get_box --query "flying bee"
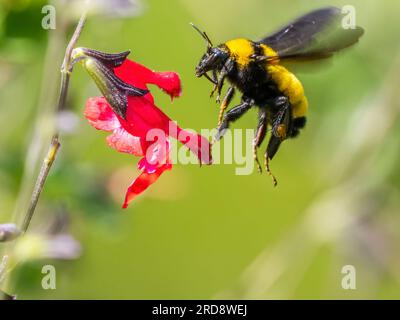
[192,7,364,185]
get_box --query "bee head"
[195,47,228,77]
[190,23,228,77]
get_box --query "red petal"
[178,129,213,165]
[84,97,147,156]
[139,138,171,173]
[114,59,155,87]
[169,122,213,165]
[84,97,120,132]
[137,157,158,174]
[122,163,172,208]
[153,72,182,100]
[125,97,212,165]
[114,60,181,100]
[126,96,172,133]
[106,127,143,156]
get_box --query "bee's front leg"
[210,70,226,102]
[216,71,228,103]
[209,70,218,97]
[214,58,235,103]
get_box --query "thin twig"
[21,135,60,233]
[20,5,89,233]
[0,1,90,297]
[62,9,88,71]
[0,5,90,298]
[59,9,88,110]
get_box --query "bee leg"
[211,68,227,102]
[266,135,282,161]
[264,98,292,163]
[215,76,225,103]
[215,58,235,103]
[264,147,278,187]
[270,96,292,140]
[253,109,267,174]
[204,72,217,85]
[218,86,235,126]
[215,98,254,141]
[209,70,218,97]
[262,96,292,186]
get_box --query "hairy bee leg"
[215,98,254,141]
[218,86,235,126]
[204,72,217,85]
[253,109,267,174]
[212,68,227,102]
[215,58,235,103]
[209,70,218,97]
[266,97,287,184]
[270,96,291,139]
[264,150,278,187]
[263,97,292,162]
[266,135,282,160]
[215,73,226,103]
[254,148,262,174]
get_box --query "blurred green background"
[1,0,400,299]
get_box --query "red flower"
[83,57,212,208]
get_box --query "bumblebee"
[192,7,364,184]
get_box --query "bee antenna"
[190,23,213,49]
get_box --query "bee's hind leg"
[265,129,280,186]
[263,96,293,186]
[253,108,267,174]
[270,96,292,140]
[264,147,278,187]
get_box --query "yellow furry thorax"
[224,38,255,67]
[224,39,280,67]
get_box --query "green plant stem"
[0,1,90,296]
[21,135,60,233]
[20,6,88,233]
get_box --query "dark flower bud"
[72,47,131,68]
[71,48,148,119]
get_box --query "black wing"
[259,7,364,61]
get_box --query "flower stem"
[0,2,90,296]
[20,4,88,233]
[21,135,60,233]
